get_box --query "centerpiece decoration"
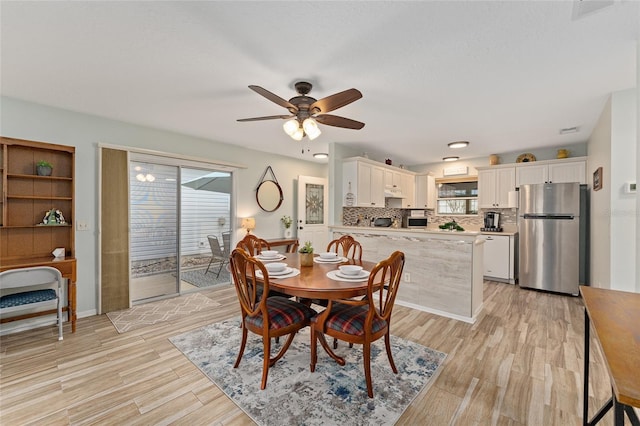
[281,215,293,238]
[299,240,314,267]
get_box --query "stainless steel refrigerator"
[518,183,588,296]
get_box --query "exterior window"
[436,178,478,215]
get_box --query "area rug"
[107,293,220,333]
[169,318,447,425]
[180,268,231,288]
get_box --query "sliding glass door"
[128,155,234,304]
[129,160,180,302]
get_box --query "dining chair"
[205,235,228,277]
[236,234,271,256]
[326,235,362,261]
[229,248,317,390]
[310,250,405,398]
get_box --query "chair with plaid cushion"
[229,248,317,390]
[310,250,405,398]
[236,234,271,256]
[326,235,362,261]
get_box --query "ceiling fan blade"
[237,115,294,122]
[309,88,362,114]
[315,114,365,130]
[248,85,297,111]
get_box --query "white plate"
[313,256,347,264]
[327,270,370,282]
[256,268,300,279]
[335,269,370,279]
[255,254,286,261]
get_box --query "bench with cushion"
[0,266,64,340]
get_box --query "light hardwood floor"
[0,281,624,425]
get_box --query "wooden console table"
[580,286,640,425]
[266,237,299,253]
[1,257,77,333]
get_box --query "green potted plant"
[299,240,314,267]
[36,160,53,176]
[280,215,293,238]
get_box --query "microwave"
[403,216,428,228]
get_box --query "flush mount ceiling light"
[448,141,469,149]
[313,153,329,159]
[443,156,459,162]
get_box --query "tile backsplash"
[342,206,517,229]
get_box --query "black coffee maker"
[482,211,502,232]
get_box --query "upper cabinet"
[400,172,416,208]
[343,159,385,207]
[1,137,75,260]
[515,157,586,187]
[415,173,436,209]
[477,167,516,208]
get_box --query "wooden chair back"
[327,235,363,260]
[236,234,271,256]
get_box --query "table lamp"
[241,217,255,234]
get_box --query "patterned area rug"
[180,268,231,288]
[107,293,220,333]
[169,318,447,425]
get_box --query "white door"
[297,175,329,253]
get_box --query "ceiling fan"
[237,81,364,141]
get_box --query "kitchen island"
[329,226,484,323]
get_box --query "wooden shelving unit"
[1,137,75,260]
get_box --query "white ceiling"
[1,1,638,166]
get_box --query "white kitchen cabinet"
[384,169,403,191]
[548,161,586,184]
[477,167,516,208]
[400,172,416,208]
[516,158,586,187]
[415,174,436,209]
[480,234,517,284]
[343,160,385,207]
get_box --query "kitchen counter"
[330,226,484,323]
[332,225,518,236]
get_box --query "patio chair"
[205,235,228,277]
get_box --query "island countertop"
[330,225,517,237]
[330,227,485,323]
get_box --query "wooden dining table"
[259,252,378,300]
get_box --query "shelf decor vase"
[300,253,314,267]
[284,228,292,238]
[37,165,52,176]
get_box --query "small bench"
[0,266,64,340]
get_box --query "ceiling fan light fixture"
[283,119,299,136]
[443,156,459,162]
[291,127,304,141]
[303,118,321,140]
[448,141,469,149]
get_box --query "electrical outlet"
[199,240,206,248]
[76,221,89,231]
[404,273,410,282]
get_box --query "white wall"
[609,90,637,292]
[588,89,638,292]
[588,99,613,289]
[1,96,326,317]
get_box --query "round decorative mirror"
[256,180,283,212]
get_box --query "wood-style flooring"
[0,281,628,425]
